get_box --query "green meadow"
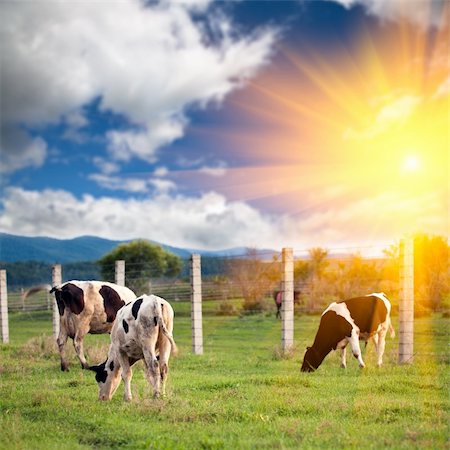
[0,304,448,449]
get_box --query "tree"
[383,234,450,312]
[227,249,281,314]
[98,240,182,295]
[308,247,329,281]
[306,247,330,311]
[413,234,449,311]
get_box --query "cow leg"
[57,326,69,372]
[158,336,173,397]
[117,351,133,401]
[143,345,160,398]
[73,333,89,369]
[375,330,388,367]
[340,346,347,369]
[348,330,365,368]
[371,333,379,358]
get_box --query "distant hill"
[0,233,277,263]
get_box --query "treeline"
[0,258,229,291]
[1,261,101,291]
[220,236,450,315]
[2,234,448,315]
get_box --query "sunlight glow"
[218,0,449,239]
[402,155,421,173]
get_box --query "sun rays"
[212,2,449,228]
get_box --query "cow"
[89,294,177,401]
[24,280,136,371]
[273,290,300,319]
[301,293,395,372]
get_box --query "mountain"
[0,233,277,263]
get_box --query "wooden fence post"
[0,270,9,343]
[115,260,125,286]
[398,237,414,364]
[281,248,294,352]
[190,254,203,355]
[52,264,62,339]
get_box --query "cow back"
[339,295,388,334]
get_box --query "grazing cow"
[25,280,136,371]
[273,290,300,319]
[89,294,177,401]
[301,293,395,372]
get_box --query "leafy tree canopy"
[98,240,182,287]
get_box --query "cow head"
[89,359,121,401]
[301,346,322,372]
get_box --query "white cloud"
[93,157,121,176]
[0,125,48,173]
[327,0,448,28]
[64,110,88,129]
[88,174,150,193]
[0,187,446,252]
[88,173,177,194]
[106,117,185,163]
[0,187,276,249]
[198,161,228,177]
[344,94,421,140]
[0,0,277,172]
[154,166,169,177]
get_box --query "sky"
[0,0,448,254]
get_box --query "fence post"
[281,247,294,352]
[398,237,414,364]
[115,260,125,286]
[52,264,62,339]
[0,270,9,343]
[190,254,203,355]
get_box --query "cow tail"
[155,302,178,356]
[22,284,53,300]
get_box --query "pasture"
[0,304,448,449]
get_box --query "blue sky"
[1,0,448,253]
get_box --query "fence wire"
[2,244,448,362]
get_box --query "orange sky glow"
[214,5,449,249]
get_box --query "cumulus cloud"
[0,125,47,173]
[0,187,276,249]
[106,117,185,164]
[0,187,446,252]
[0,0,277,173]
[88,173,177,194]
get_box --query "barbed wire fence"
[1,238,448,364]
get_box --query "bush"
[216,301,239,316]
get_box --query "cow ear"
[306,346,311,350]
[87,364,101,373]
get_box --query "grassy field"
[0,304,448,449]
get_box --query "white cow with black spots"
[24,280,136,371]
[89,294,177,401]
[301,293,395,372]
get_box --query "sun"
[402,155,421,173]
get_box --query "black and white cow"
[25,280,136,371]
[89,294,177,401]
[301,293,395,372]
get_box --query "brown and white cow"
[25,280,136,371]
[89,294,177,401]
[301,293,395,372]
[273,290,300,319]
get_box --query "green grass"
[0,306,448,449]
